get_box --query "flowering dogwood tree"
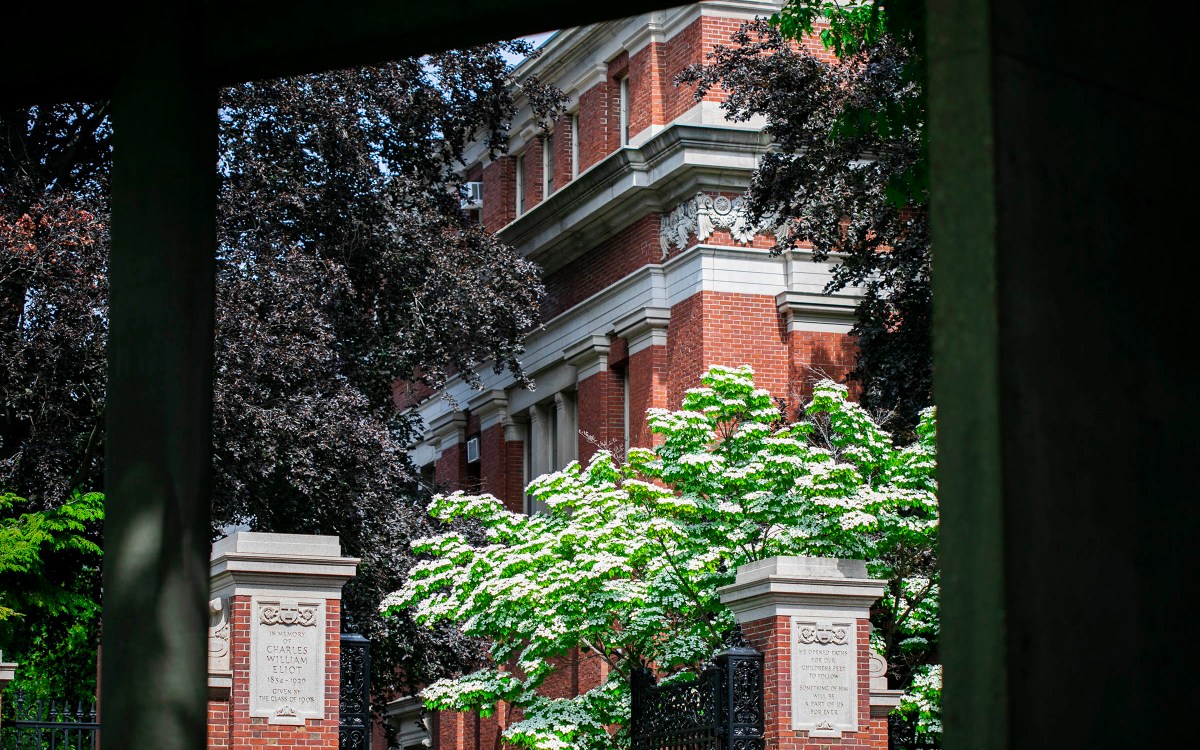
[384,365,939,749]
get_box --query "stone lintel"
[564,333,612,381]
[614,306,670,355]
[718,555,886,622]
[469,389,508,431]
[776,290,857,333]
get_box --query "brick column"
[776,288,859,408]
[566,334,623,465]
[718,557,901,750]
[430,412,468,490]
[470,390,526,513]
[614,307,669,450]
[206,532,358,750]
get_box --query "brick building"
[388,1,857,747]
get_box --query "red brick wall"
[741,615,888,750]
[542,215,661,319]
[627,42,664,142]
[481,157,516,233]
[576,364,625,465]
[524,135,546,210]
[435,443,467,491]
[664,291,790,409]
[626,344,668,449]
[787,330,858,412]
[208,596,341,749]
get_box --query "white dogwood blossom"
[384,365,939,750]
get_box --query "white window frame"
[619,76,630,146]
[515,153,526,215]
[571,113,580,179]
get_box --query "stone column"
[206,532,358,750]
[718,557,901,750]
[0,654,16,723]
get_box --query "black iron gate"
[631,632,764,750]
[339,633,371,750]
[0,691,99,750]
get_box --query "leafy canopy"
[0,491,103,701]
[386,365,939,750]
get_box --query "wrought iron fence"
[630,633,764,750]
[339,633,371,750]
[0,691,99,750]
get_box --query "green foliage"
[0,491,103,701]
[387,365,939,750]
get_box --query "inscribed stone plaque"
[249,598,326,725]
[790,618,857,736]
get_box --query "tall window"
[525,392,577,515]
[571,114,580,179]
[619,76,630,146]
[543,132,555,196]
[515,152,526,216]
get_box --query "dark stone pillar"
[104,12,216,749]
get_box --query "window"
[571,114,579,179]
[619,76,630,146]
[525,391,577,515]
[515,152,526,215]
[543,131,555,196]
[622,367,630,457]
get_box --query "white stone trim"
[428,412,467,451]
[614,306,670,354]
[564,333,612,381]
[718,556,886,623]
[208,532,359,603]
[407,241,853,453]
[468,390,508,431]
[776,290,858,333]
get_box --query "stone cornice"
[209,532,359,601]
[497,124,772,275]
[718,556,886,622]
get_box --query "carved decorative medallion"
[260,603,318,627]
[796,625,849,645]
[207,597,231,674]
[658,192,788,258]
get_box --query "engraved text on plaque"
[249,598,326,725]
[790,618,857,736]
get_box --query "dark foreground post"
[103,9,218,750]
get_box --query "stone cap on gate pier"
[209,531,359,600]
[718,555,887,623]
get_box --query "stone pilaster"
[718,556,899,750]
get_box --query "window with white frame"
[571,113,580,179]
[543,131,555,196]
[619,76,630,146]
[525,391,577,515]
[515,152,526,215]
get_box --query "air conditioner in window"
[466,435,480,464]
[461,181,483,210]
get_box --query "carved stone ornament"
[796,625,849,645]
[260,603,318,627]
[207,597,231,674]
[658,192,789,258]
